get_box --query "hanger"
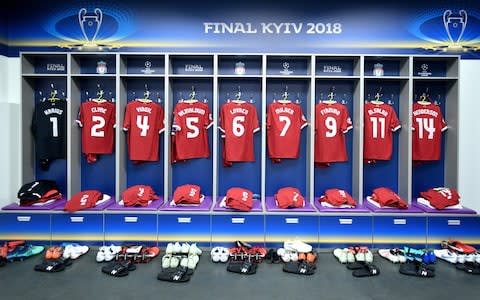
[322,87,337,105]
[417,88,431,105]
[232,86,246,104]
[183,86,199,104]
[370,87,384,105]
[137,84,153,103]
[92,84,107,103]
[277,86,291,104]
[47,83,60,102]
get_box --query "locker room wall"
[0,57,480,212]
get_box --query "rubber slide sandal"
[282,261,316,275]
[399,262,434,277]
[157,266,192,282]
[456,262,480,274]
[352,263,380,277]
[34,259,70,273]
[102,261,135,277]
[227,261,257,275]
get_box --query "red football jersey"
[77,101,116,154]
[267,102,307,159]
[172,101,213,160]
[363,102,401,160]
[123,100,165,161]
[219,102,260,163]
[412,102,447,161]
[314,102,353,163]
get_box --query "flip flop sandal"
[378,249,399,263]
[352,263,380,277]
[7,245,44,261]
[227,261,257,275]
[157,266,192,282]
[283,261,316,275]
[399,262,434,277]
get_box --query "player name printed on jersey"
[412,102,447,161]
[172,101,213,161]
[77,101,116,155]
[32,100,67,160]
[123,100,165,161]
[219,102,260,164]
[314,102,353,163]
[363,102,401,160]
[267,102,307,160]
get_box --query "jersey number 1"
[370,117,386,139]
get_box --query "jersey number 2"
[91,116,106,137]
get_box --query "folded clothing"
[417,197,463,210]
[17,180,62,206]
[320,189,356,208]
[371,187,407,209]
[172,184,203,206]
[221,187,253,211]
[320,201,355,209]
[419,188,460,209]
[275,187,304,209]
[122,185,159,207]
[64,190,107,212]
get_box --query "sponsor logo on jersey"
[367,107,388,117]
[43,108,64,115]
[185,64,204,72]
[275,107,294,115]
[320,107,340,116]
[413,108,438,117]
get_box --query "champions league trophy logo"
[443,10,467,49]
[79,8,103,47]
[280,62,293,75]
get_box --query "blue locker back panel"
[265,79,309,197]
[32,55,67,74]
[413,60,447,77]
[218,79,262,196]
[0,213,51,243]
[171,79,213,196]
[218,56,262,76]
[124,56,165,75]
[364,59,400,76]
[373,216,427,248]
[427,216,480,247]
[76,55,116,74]
[316,58,355,76]
[124,78,165,195]
[319,215,373,248]
[77,77,117,196]
[170,56,213,75]
[32,77,68,196]
[314,80,355,196]
[363,80,401,196]
[412,82,447,199]
[267,57,310,76]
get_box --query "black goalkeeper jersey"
[31,100,67,160]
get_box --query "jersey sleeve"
[299,107,308,130]
[204,104,213,129]
[123,102,131,131]
[76,103,84,127]
[390,107,401,132]
[157,106,165,134]
[172,104,181,132]
[251,106,260,133]
[266,104,273,130]
[439,108,448,131]
[218,105,226,135]
[109,103,116,129]
[341,106,353,133]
